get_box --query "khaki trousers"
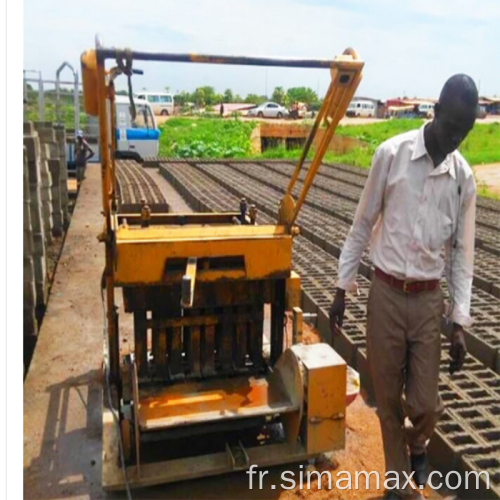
[366,274,444,497]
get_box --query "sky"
[23,0,500,100]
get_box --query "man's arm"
[445,170,476,373]
[336,145,391,291]
[329,145,391,336]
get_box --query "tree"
[165,86,171,93]
[286,87,318,106]
[174,91,191,106]
[193,88,205,107]
[271,86,286,105]
[223,88,233,103]
[199,86,216,105]
[233,94,243,103]
[244,94,267,105]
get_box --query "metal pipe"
[38,74,44,121]
[56,61,77,126]
[96,48,335,68]
[24,78,82,86]
[286,80,333,194]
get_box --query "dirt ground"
[23,165,456,500]
[473,163,500,195]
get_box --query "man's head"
[433,74,478,155]
[76,130,84,141]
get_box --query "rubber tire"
[257,111,264,118]
[277,112,283,118]
[160,109,169,116]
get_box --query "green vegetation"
[159,117,255,158]
[158,116,500,198]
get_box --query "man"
[329,75,478,499]
[74,130,94,183]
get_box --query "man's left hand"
[449,324,467,375]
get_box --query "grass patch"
[459,122,500,165]
[156,117,499,199]
[159,117,256,158]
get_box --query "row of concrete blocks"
[160,161,500,499]
[23,121,70,339]
[161,161,500,500]
[187,159,500,375]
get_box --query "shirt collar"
[411,123,456,179]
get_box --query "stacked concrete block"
[24,122,48,308]
[23,146,37,337]
[34,123,55,242]
[54,125,69,226]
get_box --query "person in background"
[74,129,94,183]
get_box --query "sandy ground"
[473,163,500,195]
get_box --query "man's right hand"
[329,288,346,339]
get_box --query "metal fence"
[23,65,100,163]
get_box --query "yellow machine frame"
[81,37,363,490]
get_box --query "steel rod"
[97,48,334,68]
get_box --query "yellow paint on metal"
[114,223,288,241]
[291,343,347,454]
[80,50,99,116]
[114,235,292,284]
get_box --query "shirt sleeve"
[444,171,476,327]
[336,145,391,291]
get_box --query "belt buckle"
[403,281,411,293]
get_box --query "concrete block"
[24,256,35,282]
[33,254,47,286]
[35,279,49,308]
[24,228,34,256]
[24,306,38,337]
[34,121,53,130]
[23,122,35,135]
[33,232,46,257]
[24,135,40,162]
[38,128,57,143]
[49,143,59,158]
[24,280,36,306]
[40,144,51,161]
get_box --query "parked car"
[134,92,175,116]
[346,100,376,118]
[247,102,288,118]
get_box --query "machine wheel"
[120,418,133,463]
[277,112,283,118]
[258,111,264,118]
[160,109,169,116]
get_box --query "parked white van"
[418,102,434,118]
[346,100,375,118]
[134,92,175,116]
